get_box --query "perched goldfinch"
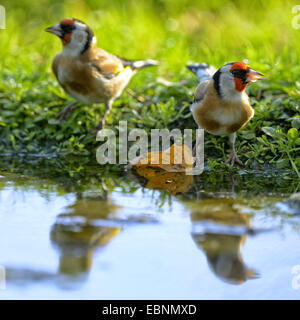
[45,18,158,130]
[187,62,263,166]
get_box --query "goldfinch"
[187,62,263,166]
[45,18,158,130]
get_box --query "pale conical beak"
[45,25,63,38]
[247,69,264,82]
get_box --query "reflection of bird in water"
[3,198,122,290]
[190,199,258,284]
[193,233,257,284]
[50,198,122,288]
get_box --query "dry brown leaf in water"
[129,167,193,195]
[128,143,194,173]
[128,144,194,195]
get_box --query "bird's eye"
[231,69,246,78]
[60,24,76,33]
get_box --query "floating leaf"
[129,167,193,195]
[128,143,194,173]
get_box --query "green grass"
[0,0,299,177]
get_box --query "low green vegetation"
[0,0,299,179]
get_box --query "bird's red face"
[230,62,264,92]
[45,18,76,45]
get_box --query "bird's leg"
[93,100,113,132]
[192,144,197,157]
[56,101,77,122]
[192,125,203,157]
[225,133,243,167]
[192,138,201,157]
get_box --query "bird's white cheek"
[73,32,84,43]
[218,74,237,100]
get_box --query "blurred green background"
[0,0,299,174]
[1,0,300,81]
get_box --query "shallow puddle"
[0,156,299,299]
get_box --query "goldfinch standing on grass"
[45,18,158,131]
[187,62,263,166]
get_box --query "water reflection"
[1,157,299,298]
[129,166,193,195]
[0,170,124,290]
[4,196,123,290]
[130,167,259,284]
[50,197,122,288]
[190,199,258,284]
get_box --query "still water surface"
[0,156,299,299]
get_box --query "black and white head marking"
[61,19,96,55]
[212,62,247,100]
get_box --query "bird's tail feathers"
[186,63,216,82]
[117,55,159,70]
[132,59,159,70]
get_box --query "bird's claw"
[225,151,243,167]
[92,122,103,132]
[90,121,104,139]
[56,110,67,120]
[56,104,76,123]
